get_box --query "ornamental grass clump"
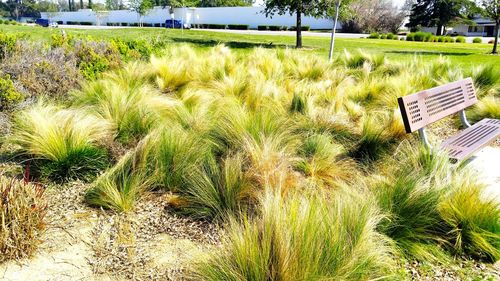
[0,175,46,262]
[10,103,112,182]
[194,191,394,280]
[439,172,500,262]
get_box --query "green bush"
[80,21,93,26]
[406,33,415,41]
[386,32,396,40]
[380,34,387,39]
[473,37,482,43]
[120,22,128,26]
[74,40,122,80]
[0,175,47,263]
[455,36,465,43]
[208,24,226,29]
[0,33,18,59]
[227,24,249,30]
[0,19,4,24]
[290,25,310,31]
[0,73,23,110]
[67,21,80,25]
[268,25,284,31]
[194,191,393,280]
[413,31,432,42]
[257,25,268,31]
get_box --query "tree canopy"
[407,0,477,35]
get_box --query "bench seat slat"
[441,119,500,160]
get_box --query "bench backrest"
[398,78,477,133]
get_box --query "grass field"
[2,24,499,71]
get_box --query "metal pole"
[328,0,341,61]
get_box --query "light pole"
[328,0,341,61]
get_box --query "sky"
[253,0,407,8]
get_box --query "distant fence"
[41,7,337,30]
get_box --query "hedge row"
[0,19,20,25]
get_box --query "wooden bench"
[398,77,500,161]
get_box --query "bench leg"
[418,128,432,149]
[459,110,471,128]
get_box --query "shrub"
[208,24,226,29]
[80,21,93,25]
[0,19,4,24]
[413,32,432,42]
[472,37,482,43]
[268,25,284,31]
[121,22,128,26]
[0,42,81,99]
[439,173,500,262]
[0,175,46,263]
[455,36,465,43]
[290,25,310,31]
[73,40,122,80]
[406,33,415,41]
[194,191,393,280]
[56,21,63,25]
[10,103,112,182]
[0,32,18,60]
[227,24,249,30]
[0,73,23,110]
[380,34,387,39]
[257,25,268,31]
[386,32,396,39]
[67,21,80,25]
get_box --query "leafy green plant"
[0,73,22,110]
[0,175,46,262]
[368,32,381,39]
[472,37,482,43]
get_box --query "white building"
[422,17,498,37]
[41,7,335,30]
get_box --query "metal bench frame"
[398,78,499,161]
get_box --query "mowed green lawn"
[2,24,499,71]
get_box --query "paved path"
[467,146,500,200]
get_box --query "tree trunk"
[80,0,83,9]
[296,2,302,48]
[88,0,92,9]
[68,0,72,11]
[436,23,442,36]
[492,20,499,54]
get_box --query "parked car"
[165,19,190,29]
[35,18,58,28]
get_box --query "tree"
[263,0,332,48]
[130,0,154,26]
[479,0,500,54]
[407,0,476,35]
[341,0,406,33]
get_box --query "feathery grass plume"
[10,103,111,181]
[350,78,389,106]
[467,95,500,123]
[151,55,193,93]
[374,144,453,262]
[350,113,392,162]
[439,171,500,262]
[289,92,308,114]
[246,47,284,81]
[179,153,255,219]
[283,49,330,81]
[85,136,155,212]
[72,78,161,144]
[152,126,211,192]
[373,173,450,262]
[193,190,394,280]
[338,50,387,70]
[0,175,46,262]
[471,64,500,97]
[426,57,463,85]
[295,134,356,188]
